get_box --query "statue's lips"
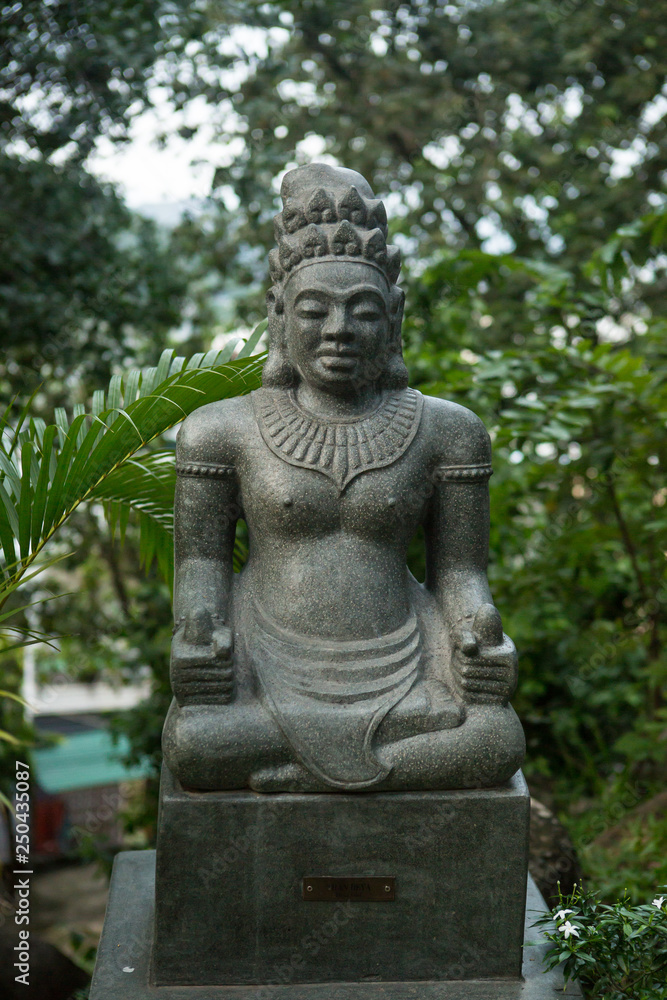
[317,351,360,372]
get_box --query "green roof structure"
[33,730,152,794]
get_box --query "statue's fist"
[171,609,234,706]
[451,604,518,706]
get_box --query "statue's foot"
[377,678,464,744]
[249,762,329,793]
[377,703,526,791]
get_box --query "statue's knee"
[163,699,291,790]
[162,702,211,786]
[465,704,526,786]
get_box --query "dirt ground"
[31,862,109,967]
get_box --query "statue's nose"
[321,305,353,342]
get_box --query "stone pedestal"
[152,767,530,986]
[88,765,581,997]
[89,851,581,998]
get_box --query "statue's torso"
[235,388,434,640]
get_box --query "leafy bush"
[536,885,667,999]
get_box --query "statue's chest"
[238,441,431,540]
[238,388,430,540]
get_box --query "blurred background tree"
[171,0,666,317]
[0,1,215,408]
[1,0,665,904]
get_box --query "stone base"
[152,768,530,985]
[89,851,581,998]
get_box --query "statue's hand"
[171,609,234,706]
[451,604,517,706]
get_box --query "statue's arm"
[424,402,493,623]
[170,406,240,707]
[424,400,517,705]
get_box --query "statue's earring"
[383,350,410,389]
[379,286,408,389]
[389,286,405,344]
[262,288,298,388]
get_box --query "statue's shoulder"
[420,393,491,467]
[176,395,255,466]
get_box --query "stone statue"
[89,162,572,1000]
[162,163,524,793]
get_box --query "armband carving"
[176,461,235,480]
[433,463,493,483]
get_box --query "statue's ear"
[263,286,297,388]
[389,286,405,344]
[267,287,285,337]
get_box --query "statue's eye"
[296,300,327,319]
[352,304,382,321]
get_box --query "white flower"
[653,896,665,909]
[554,909,574,922]
[558,921,580,940]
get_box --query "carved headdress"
[264,163,407,389]
[268,163,401,290]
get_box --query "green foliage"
[0,687,28,745]
[0,643,32,811]
[535,885,667,999]
[580,814,667,907]
[0,344,264,615]
[107,580,175,842]
[0,2,211,401]
[62,929,98,982]
[164,0,667,319]
[0,2,203,160]
[1,0,665,912]
[0,341,263,819]
[0,157,196,392]
[401,205,667,805]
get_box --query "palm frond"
[93,451,176,585]
[0,331,265,618]
[236,319,268,358]
[0,689,29,706]
[0,728,23,746]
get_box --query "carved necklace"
[253,387,424,492]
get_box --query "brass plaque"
[302,876,395,902]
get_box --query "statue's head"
[263,163,408,393]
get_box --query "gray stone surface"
[162,162,525,793]
[90,849,581,999]
[152,767,530,986]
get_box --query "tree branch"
[606,478,648,603]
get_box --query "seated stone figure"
[162,163,525,793]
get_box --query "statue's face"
[283,261,391,394]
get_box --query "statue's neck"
[294,383,384,421]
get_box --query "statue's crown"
[269,163,400,287]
